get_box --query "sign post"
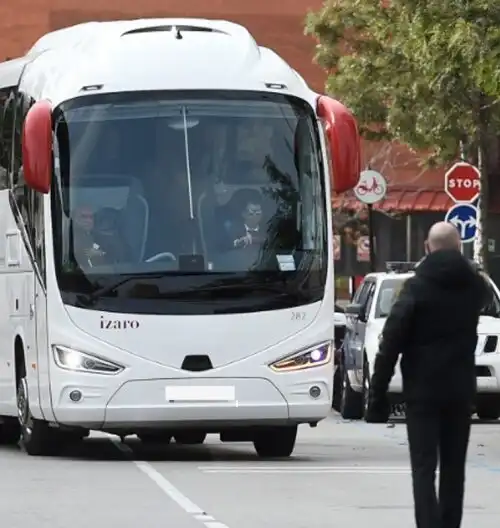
[354,169,387,272]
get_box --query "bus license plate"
[165,385,235,402]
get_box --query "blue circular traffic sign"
[444,203,478,243]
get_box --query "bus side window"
[12,91,28,218]
[0,87,14,190]
[11,91,44,280]
[12,92,36,219]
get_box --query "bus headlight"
[269,342,332,372]
[52,345,124,374]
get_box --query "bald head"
[426,221,461,253]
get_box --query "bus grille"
[181,355,213,372]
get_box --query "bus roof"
[0,23,101,89]
[13,18,315,108]
[0,56,31,89]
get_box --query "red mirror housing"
[22,100,52,194]
[316,96,361,193]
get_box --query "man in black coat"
[366,221,491,528]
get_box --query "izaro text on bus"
[0,19,361,456]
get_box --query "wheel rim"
[363,372,370,413]
[340,366,347,408]
[17,378,32,435]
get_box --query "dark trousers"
[406,401,471,528]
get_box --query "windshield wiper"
[77,271,231,306]
[78,272,171,306]
[174,280,312,302]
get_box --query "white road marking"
[111,439,230,528]
[197,465,414,474]
[194,514,216,522]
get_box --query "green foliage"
[305,0,500,162]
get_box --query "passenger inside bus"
[72,205,98,266]
[93,207,134,264]
[198,119,280,262]
[72,206,132,267]
[225,189,265,249]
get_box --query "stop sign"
[444,162,481,203]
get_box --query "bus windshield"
[51,90,328,315]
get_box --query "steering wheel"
[145,252,177,263]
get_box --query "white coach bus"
[0,19,360,456]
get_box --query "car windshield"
[375,274,500,319]
[375,277,409,318]
[51,90,328,315]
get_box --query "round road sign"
[444,203,478,243]
[444,162,480,203]
[354,170,387,205]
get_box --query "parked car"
[336,261,500,420]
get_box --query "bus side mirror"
[22,100,52,194]
[316,96,361,193]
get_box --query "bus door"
[32,197,52,421]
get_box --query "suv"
[336,262,500,421]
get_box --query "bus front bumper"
[51,376,331,430]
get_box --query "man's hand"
[365,394,391,424]
[85,243,105,259]
[233,233,252,248]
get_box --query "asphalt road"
[1,413,499,527]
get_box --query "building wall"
[0,0,326,90]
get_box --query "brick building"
[0,0,326,90]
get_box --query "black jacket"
[366,250,491,421]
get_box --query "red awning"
[332,189,454,212]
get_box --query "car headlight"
[52,345,125,375]
[269,342,332,372]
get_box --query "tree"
[305,0,500,269]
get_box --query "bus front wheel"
[17,376,57,456]
[253,425,297,458]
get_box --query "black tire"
[174,431,207,445]
[339,362,364,420]
[139,431,173,444]
[253,425,297,458]
[476,403,500,420]
[362,360,371,419]
[0,417,20,445]
[17,377,58,456]
[332,366,342,411]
